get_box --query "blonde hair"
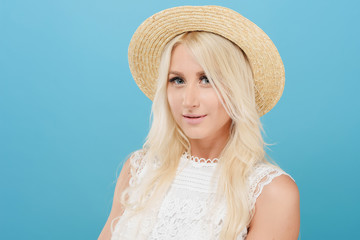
[118,31,271,239]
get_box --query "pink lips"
[183,114,207,125]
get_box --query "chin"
[183,130,207,140]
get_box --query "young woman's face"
[167,44,232,141]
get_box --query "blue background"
[1,0,359,239]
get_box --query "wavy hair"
[117,31,271,239]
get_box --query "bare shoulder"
[98,157,132,240]
[259,174,299,201]
[247,174,300,240]
[113,158,132,202]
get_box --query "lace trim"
[182,152,219,168]
[248,164,295,210]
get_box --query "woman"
[99,5,300,240]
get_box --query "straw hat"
[128,5,285,116]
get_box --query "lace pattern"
[128,149,146,187]
[183,152,219,164]
[248,164,294,210]
[111,150,294,240]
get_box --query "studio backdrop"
[1,0,359,239]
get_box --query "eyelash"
[169,77,185,85]
[169,76,210,85]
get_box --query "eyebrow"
[168,71,205,77]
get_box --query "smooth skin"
[98,159,131,240]
[167,44,232,160]
[246,175,300,239]
[99,44,300,239]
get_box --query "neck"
[189,127,230,159]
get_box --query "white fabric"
[111,150,293,240]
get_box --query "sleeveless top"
[111,150,293,240]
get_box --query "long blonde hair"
[120,31,269,239]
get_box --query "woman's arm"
[98,158,131,240]
[246,175,300,240]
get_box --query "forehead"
[169,44,203,73]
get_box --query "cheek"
[206,92,224,113]
[167,89,181,116]
[213,96,231,122]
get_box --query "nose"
[182,83,200,108]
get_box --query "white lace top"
[111,150,293,240]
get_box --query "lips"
[183,114,207,118]
[182,114,207,124]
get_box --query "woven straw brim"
[128,5,285,116]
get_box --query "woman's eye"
[169,77,185,85]
[200,76,210,84]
